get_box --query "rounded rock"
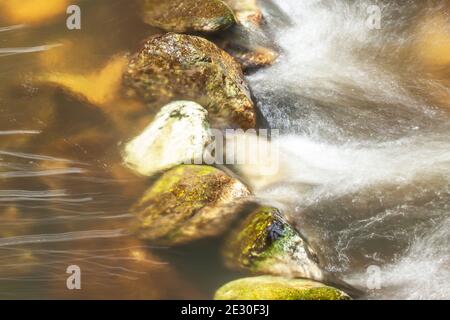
[131,165,251,246]
[123,101,212,177]
[214,276,352,300]
[124,33,257,129]
[223,206,326,281]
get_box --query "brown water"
[0,0,450,299]
[0,0,234,299]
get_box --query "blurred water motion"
[0,0,449,299]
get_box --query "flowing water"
[247,0,450,299]
[0,0,449,299]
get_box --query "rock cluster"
[33,0,356,300]
[130,165,251,246]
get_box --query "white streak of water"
[246,0,450,299]
[0,44,62,57]
[0,130,41,136]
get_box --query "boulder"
[123,101,212,177]
[124,33,257,129]
[214,276,351,300]
[139,0,236,33]
[131,165,251,246]
[216,0,278,71]
[223,206,326,281]
[226,45,278,71]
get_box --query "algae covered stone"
[131,165,251,246]
[223,206,326,281]
[214,276,351,300]
[139,0,236,33]
[124,33,257,129]
[123,101,211,177]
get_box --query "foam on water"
[246,0,450,299]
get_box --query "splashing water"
[0,2,205,298]
[244,0,450,299]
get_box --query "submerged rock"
[223,206,326,281]
[0,206,32,239]
[215,0,279,72]
[131,165,251,246]
[223,0,263,27]
[44,237,204,299]
[37,55,128,106]
[123,101,211,177]
[226,45,278,72]
[124,33,256,129]
[214,276,351,300]
[139,0,236,33]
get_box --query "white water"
[246,0,450,299]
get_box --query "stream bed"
[0,0,449,299]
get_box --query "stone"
[124,33,257,129]
[216,0,278,71]
[131,165,251,246]
[214,276,352,300]
[223,0,263,27]
[1,0,69,25]
[223,206,326,281]
[139,0,236,33]
[123,101,212,177]
[225,45,278,72]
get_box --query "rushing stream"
[247,0,450,299]
[0,0,449,299]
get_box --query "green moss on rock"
[124,33,256,129]
[123,101,211,177]
[214,276,352,300]
[223,206,326,281]
[131,165,251,246]
[139,0,236,33]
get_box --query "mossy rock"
[123,101,212,177]
[214,276,352,300]
[223,206,326,281]
[124,33,256,129]
[139,0,236,33]
[131,165,251,246]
